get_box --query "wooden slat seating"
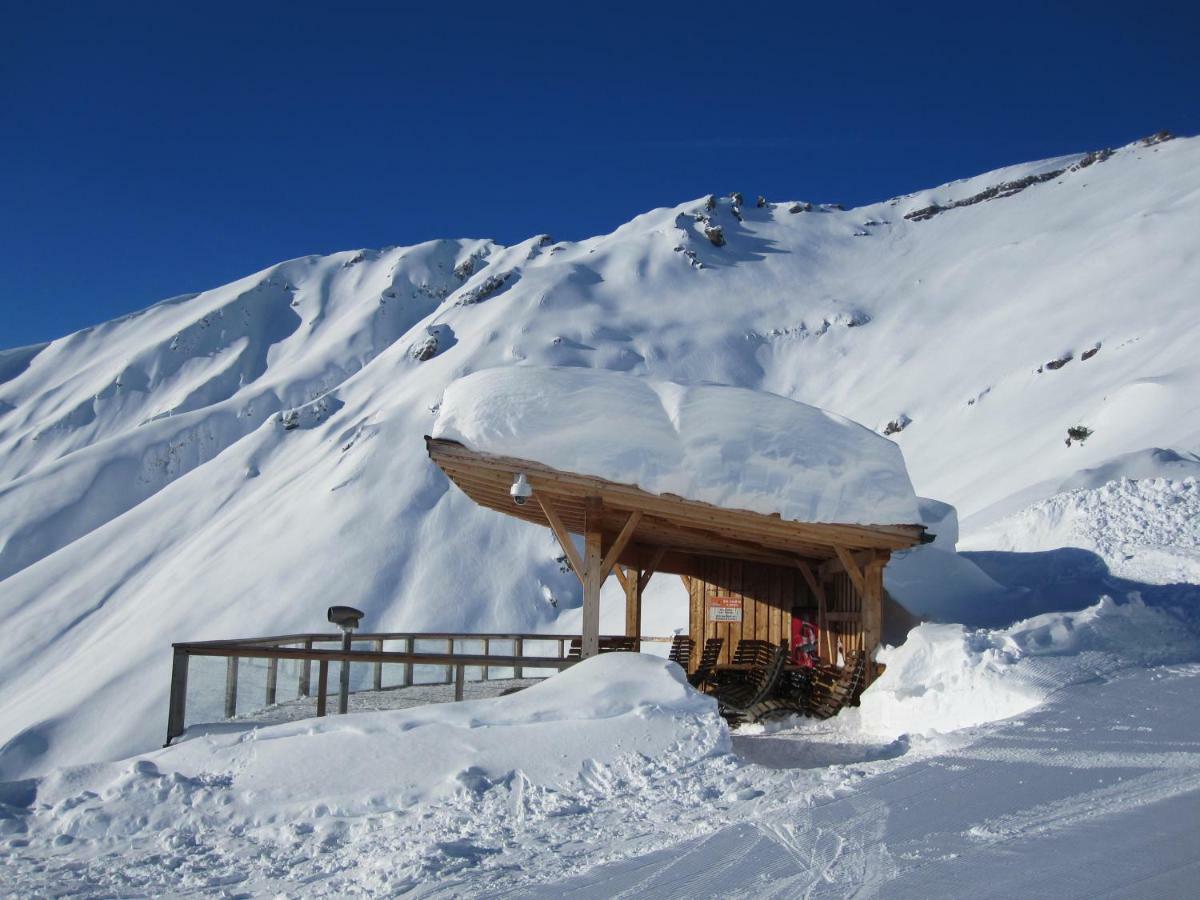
[668,635,695,670]
[805,651,867,720]
[712,641,788,724]
[747,664,812,722]
[567,636,638,659]
[687,637,724,689]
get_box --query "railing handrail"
[173,646,573,666]
[174,631,673,649]
[165,630,677,747]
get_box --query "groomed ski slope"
[1,133,1199,780]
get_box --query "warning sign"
[708,596,743,622]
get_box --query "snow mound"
[962,477,1200,584]
[433,366,921,525]
[843,595,1200,739]
[4,655,727,885]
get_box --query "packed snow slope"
[433,367,921,525]
[2,133,1200,776]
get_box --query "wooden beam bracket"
[537,493,586,579]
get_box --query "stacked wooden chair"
[712,640,788,725]
[805,651,867,719]
[667,635,695,670]
[686,637,724,689]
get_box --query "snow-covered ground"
[3,603,1198,898]
[2,131,1200,896]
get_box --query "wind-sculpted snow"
[434,367,920,525]
[962,477,1200,584]
[1,135,1200,776]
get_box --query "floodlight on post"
[327,605,364,714]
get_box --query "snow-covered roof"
[432,367,921,526]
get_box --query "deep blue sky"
[3,0,1197,349]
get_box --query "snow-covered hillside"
[2,132,1199,777]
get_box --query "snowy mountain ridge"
[2,131,1199,776]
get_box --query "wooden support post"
[372,639,384,691]
[623,567,640,651]
[265,657,278,706]
[454,663,465,701]
[338,631,352,714]
[164,649,189,746]
[514,637,524,679]
[582,497,604,658]
[403,637,414,686]
[224,657,239,718]
[482,637,490,681]
[316,660,329,717]
[445,638,454,684]
[299,639,312,697]
[862,554,887,680]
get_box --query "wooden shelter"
[426,437,927,689]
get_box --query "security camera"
[327,605,364,631]
[510,472,533,506]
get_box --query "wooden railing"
[166,631,670,746]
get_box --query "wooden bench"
[567,635,638,659]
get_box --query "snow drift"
[434,366,921,525]
[0,655,728,893]
[841,595,1200,738]
[961,477,1200,584]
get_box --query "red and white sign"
[708,595,742,622]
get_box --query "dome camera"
[510,472,533,506]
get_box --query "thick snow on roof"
[433,366,921,526]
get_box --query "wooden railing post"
[224,657,239,718]
[482,638,490,681]
[372,639,384,691]
[316,659,329,717]
[514,638,524,679]
[454,663,465,701]
[266,657,278,706]
[299,639,312,697]
[164,648,189,746]
[403,637,413,686]
[338,632,352,714]
[445,638,454,684]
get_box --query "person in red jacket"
[791,606,819,668]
